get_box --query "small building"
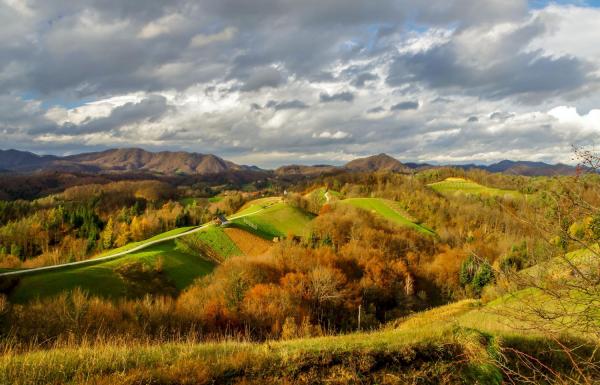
[214,214,230,226]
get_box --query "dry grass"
[224,228,273,256]
[0,298,595,384]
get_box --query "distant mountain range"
[0,148,580,177]
[0,148,258,175]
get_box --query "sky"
[1,0,600,168]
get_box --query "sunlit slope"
[428,177,521,198]
[230,202,315,239]
[7,225,270,303]
[8,240,215,303]
[340,197,435,235]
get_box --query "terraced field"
[340,197,435,235]
[428,177,521,198]
[224,228,272,256]
[181,225,243,260]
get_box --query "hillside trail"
[0,204,273,278]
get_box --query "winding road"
[0,206,270,278]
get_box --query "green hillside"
[179,225,243,260]
[428,177,521,198]
[233,196,281,216]
[340,197,435,235]
[8,240,215,303]
[304,187,341,205]
[230,202,315,239]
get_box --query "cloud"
[240,67,285,92]
[190,27,237,47]
[31,95,171,135]
[391,101,419,111]
[265,99,309,110]
[352,72,379,87]
[386,17,597,103]
[367,106,385,114]
[489,111,515,121]
[1,1,600,167]
[319,91,354,103]
[138,13,186,39]
[312,130,351,139]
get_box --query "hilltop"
[344,153,411,173]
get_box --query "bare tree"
[489,147,600,383]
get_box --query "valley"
[0,151,598,384]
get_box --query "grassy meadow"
[230,202,315,239]
[8,240,216,303]
[340,197,435,235]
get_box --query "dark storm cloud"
[391,101,419,111]
[467,116,479,122]
[319,91,355,103]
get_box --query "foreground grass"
[1,299,592,384]
[340,198,435,235]
[0,301,489,385]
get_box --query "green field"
[340,198,435,235]
[94,226,196,259]
[428,177,521,198]
[183,225,243,259]
[230,202,314,239]
[233,196,281,217]
[8,240,215,303]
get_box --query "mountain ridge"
[0,148,258,175]
[0,148,579,176]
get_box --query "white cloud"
[313,130,351,139]
[548,106,600,134]
[530,5,600,65]
[138,14,186,39]
[190,27,237,47]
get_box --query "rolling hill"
[428,177,522,198]
[344,153,411,173]
[8,239,216,303]
[340,197,435,235]
[230,201,315,239]
[3,197,310,303]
